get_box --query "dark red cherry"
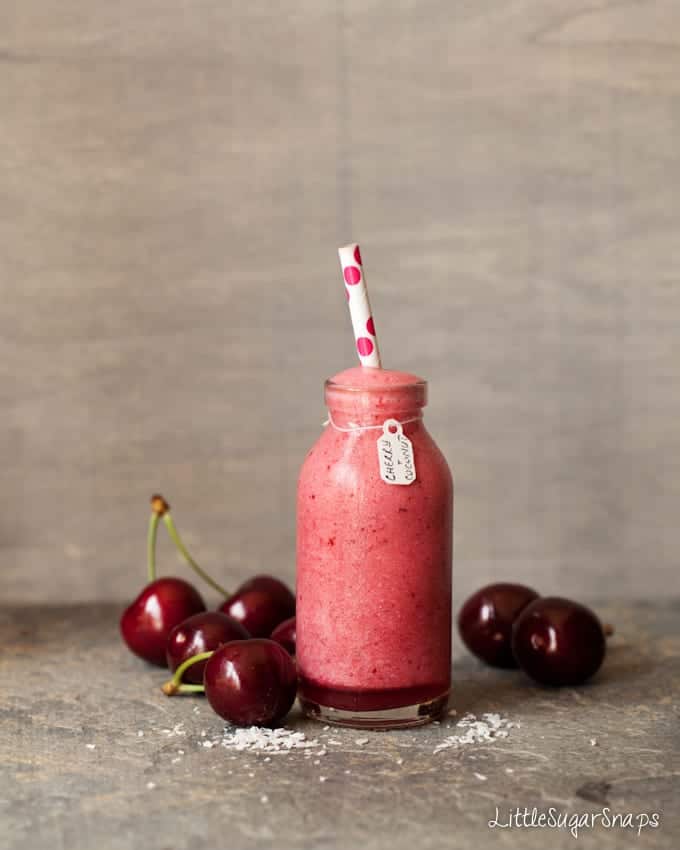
[270,616,296,656]
[458,583,539,668]
[219,575,295,638]
[203,639,297,726]
[166,611,250,683]
[512,597,606,686]
[120,577,206,666]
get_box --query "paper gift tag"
[376,419,417,486]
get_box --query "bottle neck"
[326,407,424,431]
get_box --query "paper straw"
[338,243,382,368]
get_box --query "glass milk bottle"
[296,366,453,729]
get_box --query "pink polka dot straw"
[337,243,382,368]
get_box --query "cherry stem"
[150,493,231,598]
[162,513,230,598]
[147,512,160,584]
[161,651,214,696]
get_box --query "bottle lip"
[325,378,427,393]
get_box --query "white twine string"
[323,412,422,433]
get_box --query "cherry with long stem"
[120,501,206,666]
[162,651,213,696]
[151,495,230,598]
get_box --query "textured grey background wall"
[1,0,678,606]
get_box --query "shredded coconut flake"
[220,726,320,753]
[433,712,515,755]
[161,723,186,738]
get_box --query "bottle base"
[299,690,450,730]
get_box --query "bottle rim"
[325,378,427,393]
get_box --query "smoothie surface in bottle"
[296,365,453,719]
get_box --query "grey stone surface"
[0,600,678,850]
[2,3,680,843]
[1,0,680,608]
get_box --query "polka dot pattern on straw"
[337,243,382,368]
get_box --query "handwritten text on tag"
[377,419,417,486]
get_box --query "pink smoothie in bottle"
[296,365,453,728]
